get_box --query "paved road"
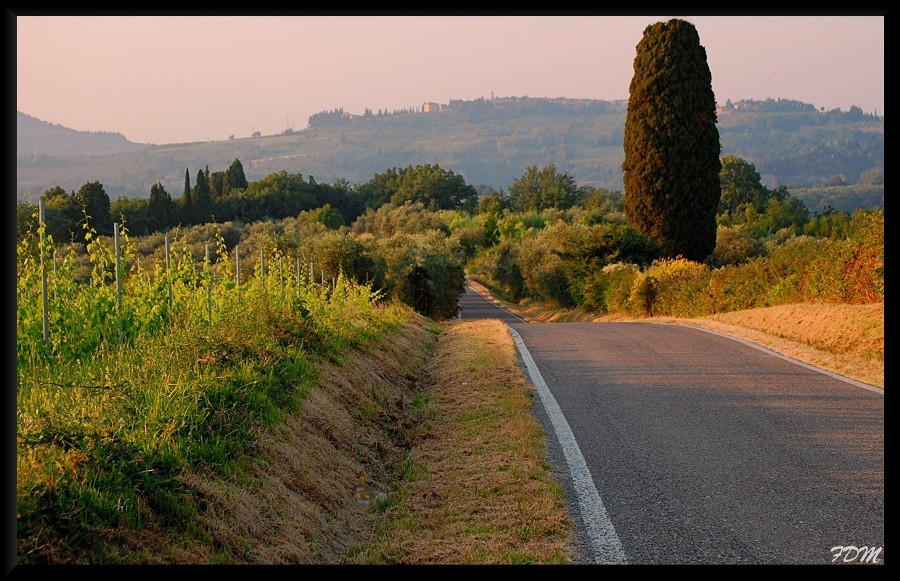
[458,284,527,324]
[458,286,884,565]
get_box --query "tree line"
[16,18,879,322]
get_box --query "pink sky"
[16,15,885,145]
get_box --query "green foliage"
[709,224,761,267]
[16,215,410,563]
[17,201,39,241]
[389,164,479,212]
[496,211,546,242]
[304,230,386,290]
[39,186,82,244]
[622,18,722,262]
[224,158,249,192]
[110,197,153,236]
[518,231,576,307]
[718,194,810,239]
[75,181,113,238]
[581,263,640,315]
[477,192,507,216]
[192,168,213,224]
[354,167,404,210]
[506,164,580,212]
[718,155,769,213]
[350,201,449,238]
[302,203,346,230]
[716,157,811,238]
[645,258,711,317]
[148,181,179,233]
[474,207,882,319]
[468,240,526,302]
[376,231,467,320]
[802,206,853,238]
[582,187,626,222]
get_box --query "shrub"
[648,257,711,317]
[710,224,760,267]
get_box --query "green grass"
[16,249,410,563]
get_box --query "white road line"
[507,326,628,565]
[669,323,884,395]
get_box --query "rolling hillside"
[16,96,884,213]
[16,111,149,158]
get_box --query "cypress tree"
[622,18,721,261]
[194,169,212,224]
[182,168,194,225]
[209,171,225,200]
[149,182,176,232]
[225,158,249,192]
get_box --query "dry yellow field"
[468,281,884,390]
[657,303,884,389]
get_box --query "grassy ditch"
[347,319,575,564]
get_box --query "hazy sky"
[17,15,884,145]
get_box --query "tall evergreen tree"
[182,168,194,225]
[225,158,249,192]
[194,168,212,224]
[148,181,177,232]
[622,18,721,261]
[209,171,226,200]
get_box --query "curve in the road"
[459,285,883,565]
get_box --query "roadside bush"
[843,209,884,303]
[626,274,658,318]
[706,258,772,312]
[648,258,711,317]
[489,241,526,302]
[710,224,760,267]
[305,230,386,290]
[581,262,639,315]
[517,230,578,307]
[377,231,466,320]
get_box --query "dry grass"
[468,280,884,390]
[657,303,884,389]
[347,319,576,564]
[95,282,882,564]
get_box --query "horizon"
[17,15,884,145]
[15,92,881,149]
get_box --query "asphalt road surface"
[458,286,884,565]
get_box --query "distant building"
[423,101,441,113]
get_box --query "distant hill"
[16,97,883,213]
[16,111,149,158]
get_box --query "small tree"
[75,181,112,238]
[507,164,579,212]
[718,155,769,213]
[225,158,249,192]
